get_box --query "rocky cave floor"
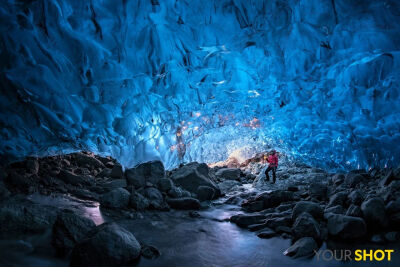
[1,152,400,266]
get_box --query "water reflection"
[27,193,105,225]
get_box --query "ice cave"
[1,0,400,266]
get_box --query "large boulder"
[52,210,96,256]
[325,205,345,215]
[284,237,318,258]
[347,190,364,205]
[331,174,344,185]
[70,223,141,267]
[196,186,215,201]
[292,212,320,241]
[170,162,219,195]
[144,187,167,210]
[100,188,130,208]
[129,192,149,211]
[0,202,57,236]
[166,197,201,210]
[110,164,124,179]
[230,214,266,228]
[158,178,173,192]
[125,161,165,188]
[218,180,241,194]
[243,190,294,211]
[292,201,324,220]
[309,183,327,200]
[344,173,364,188]
[346,204,363,217]
[327,191,347,207]
[361,197,389,229]
[215,168,241,180]
[99,179,127,191]
[380,170,398,187]
[327,214,367,240]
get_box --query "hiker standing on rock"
[264,150,278,183]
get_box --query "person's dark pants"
[265,166,277,183]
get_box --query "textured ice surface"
[0,0,400,170]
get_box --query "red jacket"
[267,154,278,167]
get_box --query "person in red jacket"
[264,150,278,183]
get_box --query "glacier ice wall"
[0,0,400,170]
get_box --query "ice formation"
[0,0,400,170]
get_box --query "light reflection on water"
[27,193,105,225]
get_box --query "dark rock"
[371,234,385,244]
[245,190,294,211]
[129,192,149,211]
[71,189,99,201]
[0,181,11,201]
[327,214,366,240]
[158,178,173,192]
[327,191,347,207]
[74,153,105,169]
[59,170,92,186]
[144,187,167,210]
[196,186,215,201]
[331,174,345,185]
[276,226,292,234]
[141,244,161,259]
[96,168,112,178]
[215,168,241,180]
[125,161,165,187]
[241,200,264,212]
[166,197,201,210]
[292,212,320,241]
[361,197,389,229]
[382,181,400,202]
[325,205,345,215]
[292,201,323,220]
[309,183,327,200]
[284,237,317,258]
[70,223,140,267]
[344,173,364,187]
[257,228,276,239]
[170,162,219,195]
[26,158,39,174]
[385,199,400,215]
[384,231,399,242]
[100,188,130,208]
[248,223,270,231]
[0,202,57,236]
[276,203,294,212]
[347,190,364,205]
[167,186,183,198]
[230,214,266,228]
[6,172,34,193]
[188,211,201,218]
[390,212,400,223]
[105,162,115,168]
[218,180,241,194]
[266,216,292,229]
[346,204,363,217]
[110,164,124,179]
[52,210,96,256]
[100,179,127,191]
[380,170,397,187]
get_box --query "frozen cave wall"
[1,0,400,170]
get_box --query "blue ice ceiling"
[1,0,400,170]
